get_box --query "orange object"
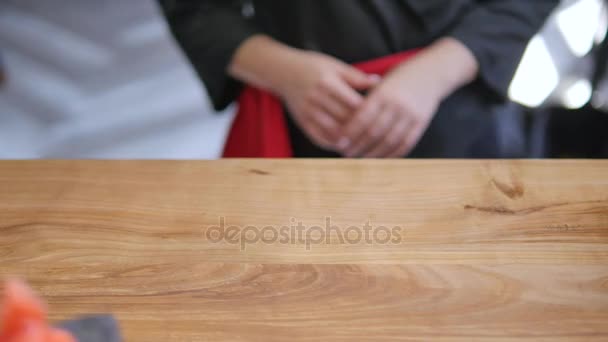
[1,279,75,342]
[47,329,75,342]
[223,49,421,158]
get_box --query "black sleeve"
[448,0,559,99]
[159,0,260,110]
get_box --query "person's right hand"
[230,35,379,151]
[273,51,380,151]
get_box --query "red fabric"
[223,49,421,158]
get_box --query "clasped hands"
[278,50,443,158]
[230,36,478,158]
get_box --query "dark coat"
[160,0,558,157]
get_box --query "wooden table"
[1,160,607,341]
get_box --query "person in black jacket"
[160,0,558,158]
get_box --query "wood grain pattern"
[1,160,607,341]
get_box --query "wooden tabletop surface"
[1,160,607,341]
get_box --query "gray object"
[58,315,122,342]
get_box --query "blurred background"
[0,0,233,159]
[0,0,606,159]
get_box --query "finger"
[364,114,411,158]
[305,123,335,151]
[311,93,350,122]
[341,98,382,154]
[347,106,395,157]
[308,110,342,149]
[328,75,367,109]
[403,121,427,156]
[341,67,382,91]
[388,122,425,158]
[345,104,395,158]
[291,109,338,150]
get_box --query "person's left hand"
[339,61,441,158]
[338,38,479,158]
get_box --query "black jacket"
[161,0,557,109]
[160,0,558,157]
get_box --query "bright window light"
[557,0,604,57]
[508,36,560,108]
[562,79,593,109]
[595,4,607,44]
